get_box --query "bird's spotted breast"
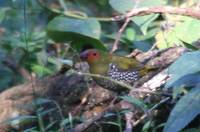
[93,63,140,92]
[108,63,139,84]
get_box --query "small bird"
[80,49,153,92]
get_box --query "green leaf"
[109,0,135,13]
[155,30,182,49]
[46,16,106,51]
[0,8,6,23]
[109,0,165,14]
[175,17,200,44]
[135,24,160,41]
[131,0,165,34]
[181,40,198,51]
[156,17,200,49]
[132,14,159,34]
[165,51,200,89]
[163,87,200,132]
[31,64,53,75]
[125,28,136,41]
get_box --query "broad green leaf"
[155,30,182,49]
[135,25,160,41]
[109,0,165,14]
[163,87,200,132]
[109,0,166,34]
[175,17,200,44]
[132,14,159,34]
[109,0,135,13]
[165,51,200,89]
[46,16,106,51]
[31,64,53,75]
[131,0,165,34]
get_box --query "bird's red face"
[80,49,101,63]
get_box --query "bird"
[80,49,154,92]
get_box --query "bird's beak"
[80,51,88,61]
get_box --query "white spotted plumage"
[108,63,139,83]
[93,63,140,92]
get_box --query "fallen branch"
[0,47,187,131]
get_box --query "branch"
[110,0,140,53]
[125,6,200,20]
[37,1,200,21]
[110,18,131,53]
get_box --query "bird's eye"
[93,53,97,56]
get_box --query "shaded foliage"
[0,0,200,131]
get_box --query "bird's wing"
[111,55,144,71]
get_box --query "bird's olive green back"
[88,50,149,76]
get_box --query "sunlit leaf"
[175,17,200,44]
[156,17,200,49]
[155,30,182,49]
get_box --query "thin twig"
[110,18,131,53]
[110,0,140,54]
[126,6,200,19]
[132,97,170,127]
